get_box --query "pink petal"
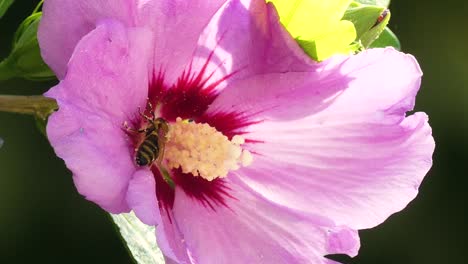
[245,113,433,229]
[312,48,423,123]
[168,178,359,263]
[39,0,137,78]
[127,170,190,262]
[46,21,153,122]
[127,170,161,225]
[127,170,191,262]
[155,205,191,263]
[326,226,360,257]
[190,0,316,91]
[236,48,435,229]
[137,0,228,84]
[47,104,133,213]
[46,21,152,213]
[206,64,348,121]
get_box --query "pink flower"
[39,0,434,263]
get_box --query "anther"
[164,117,253,181]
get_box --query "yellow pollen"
[164,117,253,181]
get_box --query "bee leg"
[123,121,147,134]
[123,121,135,132]
[156,123,169,166]
[138,106,154,123]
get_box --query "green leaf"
[344,3,390,48]
[369,26,401,50]
[354,0,390,7]
[0,11,55,81]
[343,5,385,39]
[12,12,55,80]
[359,9,390,47]
[111,212,165,264]
[0,0,14,19]
[269,0,357,61]
[0,137,3,149]
[0,58,17,80]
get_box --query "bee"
[125,105,169,167]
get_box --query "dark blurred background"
[0,1,466,263]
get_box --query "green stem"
[0,59,19,81]
[0,95,57,119]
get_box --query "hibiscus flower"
[39,0,434,263]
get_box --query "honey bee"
[125,105,169,167]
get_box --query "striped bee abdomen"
[135,133,160,166]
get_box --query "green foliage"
[370,27,401,50]
[0,0,14,19]
[345,1,400,50]
[0,1,55,81]
[360,11,390,48]
[344,5,385,43]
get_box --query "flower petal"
[312,48,423,123]
[188,0,318,92]
[326,226,360,257]
[201,52,349,138]
[45,20,152,122]
[243,113,433,229]
[125,169,192,262]
[39,0,137,78]
[237,48,434,229]
[206,62,349,121]
[47,104,133,213]
[155,209,191,264]
[46,21,152,212]
[127,170,161,225]
[137,0,228,84]
[169,178,360,263]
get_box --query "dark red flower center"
[127,54,260,217]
